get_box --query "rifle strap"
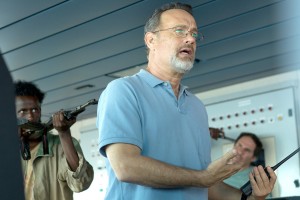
[20,136,31,160]
[42,128,49,155]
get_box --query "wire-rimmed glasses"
[152,26,204,41]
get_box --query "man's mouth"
[179,48,193,55]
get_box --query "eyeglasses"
[152,26,204,41]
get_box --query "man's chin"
[174,66,193,74]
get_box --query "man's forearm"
[209,182,242,200]
[110,153,214,188]
[59,130,79,171]
[107,143,242,188]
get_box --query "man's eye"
[175,29,185,33]
[32,108,38,113]
[19,110,25,114]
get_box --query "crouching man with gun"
[15,81,94,200]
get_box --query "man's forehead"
[160,9,197,27]
[237,136,256,148]
[16,96,40,107]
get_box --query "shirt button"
[163,82,168,86]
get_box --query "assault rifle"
[18,99,98,160]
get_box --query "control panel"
[74,128,107,200]
[206,87,300,197]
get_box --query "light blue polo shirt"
[97,69,211,200]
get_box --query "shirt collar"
[137,69,190,96]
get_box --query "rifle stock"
[18,98,98,160]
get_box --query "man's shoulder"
[104,74,147,97]
[108,73,143,87]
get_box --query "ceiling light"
[75,84,95,90]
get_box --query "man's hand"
[209,127,224,140]
[204,149,243,187]
[52,110,76,134]
[249,166,277,200]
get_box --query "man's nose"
[185,34,196,44]
[25,112,35,121]
[236,146,243,155]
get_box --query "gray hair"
[144,2,193,55]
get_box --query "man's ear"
[144,32,155,49]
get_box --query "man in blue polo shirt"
[96,2,276,200]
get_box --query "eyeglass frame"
[151,26,204,41]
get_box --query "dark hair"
[144,2,193,55]
[235,132,263,157]
[14,81,45,104]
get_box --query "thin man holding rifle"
[15,81,94,200]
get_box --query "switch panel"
[206,87,300,197]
